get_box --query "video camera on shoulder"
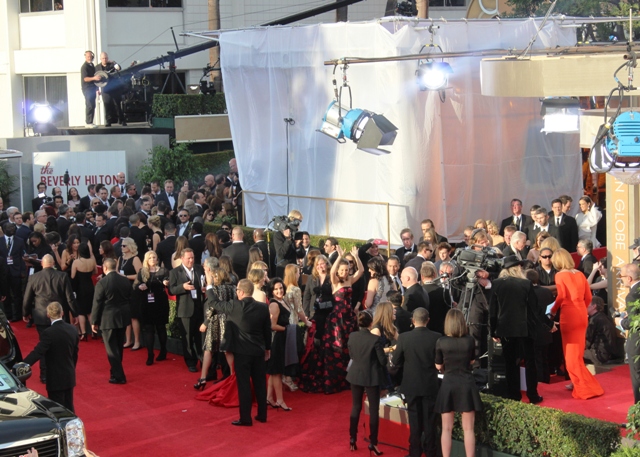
[452,246,503,277]
[270,215,301,235]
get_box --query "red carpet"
[537,365,633,425]
[14,322,630,455]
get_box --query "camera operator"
[273,210,304,277]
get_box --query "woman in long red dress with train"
[550,248,604,400]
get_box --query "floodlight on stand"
[417,61,452,91]
[318,64,398,155]
[26,102,63,136]
[540,98,580,133]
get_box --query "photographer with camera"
[272,210,304,278]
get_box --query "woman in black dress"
[346,311,386,454]
[117,237,142,350]
[435,309,482,457]
[134,250,170,365]
[266,277,293,411]
[71,243,97,341]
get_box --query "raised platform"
[58,123,174,136]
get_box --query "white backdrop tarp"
[219,19,580,245]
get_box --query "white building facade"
[0,0,469,139]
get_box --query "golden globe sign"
[32,151,127,188]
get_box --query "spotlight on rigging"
[26,102,63,136]
[590,111,640,185]
[417,61,452,91]
[319,100,398,155]
[540,98,580,133]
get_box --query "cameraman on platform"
[273,209,304,277]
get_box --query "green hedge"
[194,151,235,177]
[451,394,621,457]
[152,93,227,118]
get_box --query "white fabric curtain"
[219,19,581,245]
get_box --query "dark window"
[20,0,63,13]
[107,0,182,7]
[23,76,69,127]
[428,0,465,6]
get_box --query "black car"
[0,310,86,457]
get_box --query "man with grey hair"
[56,204,73,242]
[577,238,597,278]
[401,267,430,313]
[502,230,527,260]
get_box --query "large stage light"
[589,112,640,185]
[26,103,63,136]
[417,61,452,91]
[320,100,398,155]
[540,98,580,133]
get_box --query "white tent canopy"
[217,18,581,244]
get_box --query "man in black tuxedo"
[550,199,578,252]
[501,231,528,260]
[56,204,73,242]
[252,228,275,276]
[31,182,49,212]
[1,223,27,321]
[499,198,530,235]
[169,249,205,372]
[405,241,433,281]
[421,262,451,335]
[78,184,97,212]
[155,179,179,213]
[91,258,132,384]
[386,256,403,294]
[176,209,192,239]
[391,307,441,457]
[222,226,251,280]
[577,239,598,278]
[22,302,79,412]
[189,222,206,265]
[401,267,430,313]
[395,228,418,268]
[619,263,640,402]
[23,255,76,382]
[207,278,271,426]
[297,231,318,268]
[156,201,171,231]
[419,219,448,243]
[92,213,111,265]
[323,237,339,265]
[74,212,94,245]
[490,256,552,403]
[156,223,177,270]
[527,207,560,244]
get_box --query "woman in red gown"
[551,248,604,400]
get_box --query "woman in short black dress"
[266,278,293,411]
[117,237,142,350]
[435,309,482,457]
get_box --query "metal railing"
[241,190,392,256]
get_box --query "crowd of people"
[7,168,639,456]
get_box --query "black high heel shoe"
[267,399,280,409]
[276,402,292,411]
[350,438,357,451]
[368,444,383,456]
[79,333,87,342]
[193,378,206,390]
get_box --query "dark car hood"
[0,389,74,442]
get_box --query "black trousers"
[35,324,50,379]
[102,89,123,124]
[7,275,24,321]
[178,316,202,369]
[102,327,127,381]
[48,388,74,413]
[405,394,438,457]
[350,385,380,445]
[83,87,96,124]
[501,336,538,401]
[234,352,267,424]
[143,323,167,360]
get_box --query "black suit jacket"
[23,268,76,325]
[169,264,205,318]
[550,214,579,253]
[78,195,93,212]
[222,242,251,280]
[500,214,530,235]
[155,191,179,212]
[423,282,452,335]
[527,224,560,244]
[578,253,598,278]
[57,217,71,242]
[405,255,428,279]
[189,235,206,265]
[91,271,132,330]
[156,235,176,270]
[403,283,430,313]
[209,294,271,357]
[490,276,550,338]
[391,326,441,397]
[23,320,78,392]
[0,236,26,278]
[32,196,48,213]
[395,244,418,267]
[621,282,640,335]
[254,240,276,275]
[346,328,386,387]
[393,306,412,334]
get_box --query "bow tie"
[181,223,188,228]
